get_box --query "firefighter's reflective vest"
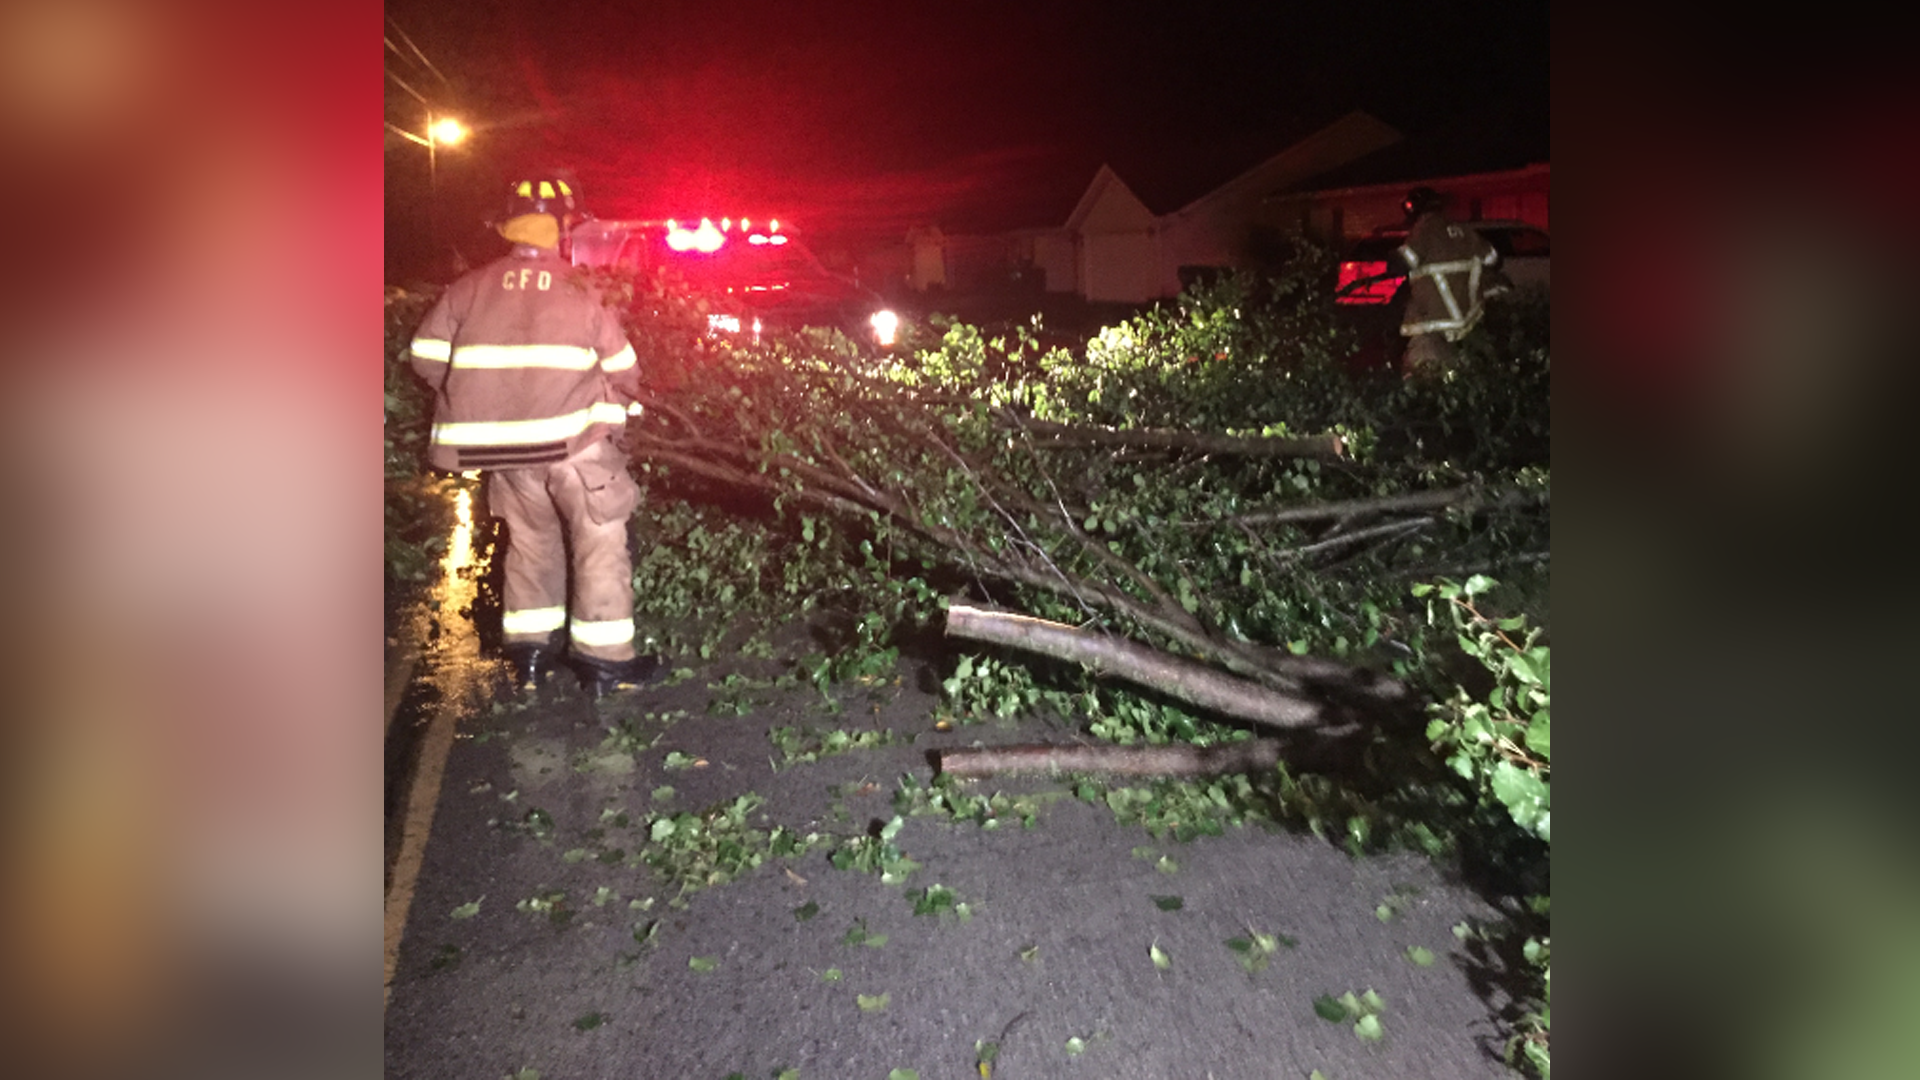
[408,249,639,472]
[1398,214,1500,342]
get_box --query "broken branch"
[936,740,1283,779]
[945,604,1328,731]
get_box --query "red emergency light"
[660,215,790,254]
[665,217,727,253]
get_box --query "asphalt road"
[383,618,1527,1080]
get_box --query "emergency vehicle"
[568,216,900,348]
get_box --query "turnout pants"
[1401,332,1458,377]
[487,437,639,662]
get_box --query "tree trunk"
[936,740,1283,778]
[943,604,1328,731]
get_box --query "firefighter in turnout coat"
[409,176,659,696]
[1396,187,1502,375]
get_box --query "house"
[1022,111,1403,303]
[873,108,1548,307]
[1260,162,1551,247]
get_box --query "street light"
[419,110,467,277]
[428,116,467,147]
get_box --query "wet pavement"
[383,497,1528,1080]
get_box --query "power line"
[385,122,431,148]
[386,68,430,107]
[385,15,453,89]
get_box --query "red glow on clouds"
[495,67,1076,243]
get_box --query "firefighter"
[408,175,660,697]
[1395,187,1502,376]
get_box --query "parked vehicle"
[569,217,900,347]
[1332,220,1549,369]
[1335,219,1550,304]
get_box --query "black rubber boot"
[503,644,552,693]
[572,653,665,699]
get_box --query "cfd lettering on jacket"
[502,268,554,291]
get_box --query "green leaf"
[1019,945,1040,962]
[1313,995,1347,1022]
[572,1012,605,1031]
[688,956,717,972]
[450,898,482,920]
[1361,989,1385,1013]
[1489,759,1550,835]
[1151,894,1184,911]
[650,818,677,842]
[1064,1036,1087,1055]
[775,1070,800,1080]
[1406,946,1436,967]
[1375,903,1395,922]
[858,992,891,1012]
[793,900,820,922]
[820,967,843,981]
[1353,1013,1384,1042]
[1225,937,1253,954]
[888,1071,919,1080]
[1149,942,1171,970]
[1525,710,1551,758]
[1155,855,1179,875]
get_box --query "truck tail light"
[1336,260,1400,305]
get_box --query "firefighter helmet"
[1403,187,1445,220]
[504,176,582,221]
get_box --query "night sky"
[384,0,1548,280]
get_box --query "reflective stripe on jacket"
[408,249,640,471]
[1398,214,1499,342]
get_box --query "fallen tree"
[936,739,1284,779]
[946,603,1335,731]
[605,256,1550,732]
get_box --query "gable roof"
[1064,164,1154,231]
[1293,102,1549,192]
[1169,110,1403,217]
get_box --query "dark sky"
[385,0,1547,274]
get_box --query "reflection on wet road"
[385,479,496,1006]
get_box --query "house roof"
[1094,110,1397,217]
[1284,102,1549,193]
[1054,103,1546,230]
[1064,165,1154,232]
[1167,110,1402,217]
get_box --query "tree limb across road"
[945,604,1334,732]
[936,739,1285,779]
